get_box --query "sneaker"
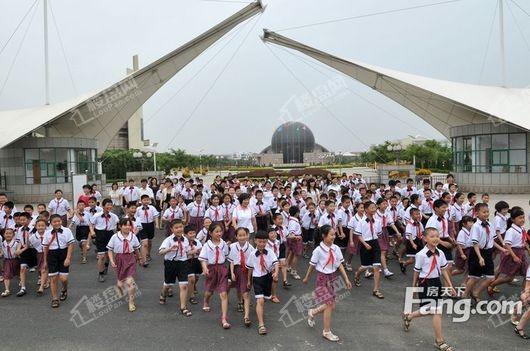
[29,267,36,273]
[16,288,26,297]
[384,270,394,278]
[291,271,301,280]
[37,278,41,285]
[345,263,352,272]
[322,331,340,342]
[81,257,87,264]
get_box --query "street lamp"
[387,144,402,165]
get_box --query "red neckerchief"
[421,249,439,284]
[324,245,335,268]
[122,234,130,253]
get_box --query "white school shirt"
[432,190,444,200]
[386,206,400,224]
[90,212,119,231]
[470,219,497,249]
[318,212,338,230]
[426,215,450,238]
[188,238,203,258]
[47,198,71,216]
[403,205,421,223]
[273,225,287,244]
[246,249,278,277]
[309,242,344,274]
[337,208,353,229]
[29,232,46,253]
[413,247,448,279]
[87,206,103,216]
[42,227,75,250]
[71,211,91,227]
[180,188,195,201]
[456,228,472,248]
[107,232,140,254]
[122,214,142,231]
[464,202,477,218]
[450,204,465,223]
[187,201,205,217]
[266,239,281,258]
[198,239,229,265]
[1,237,18,259]
[205,205,223,222]
[162,207,184,222]
[493,214,508,235]
[287,217,302,238]
[376,209,394,228]
[139,186,155,199]
[135,205,159,223]
[196,228,208,244]
[420,198,434,215]
[251,200,270,217]
[227,241,255,266]
[347,213,363,231]
[301,211,319,230]
[233,206,255,233]
[504,225,526,248]
[16,225,32,247]
[122,186,141,203]
[354,216,382,241]
[220,203,236,221]
[405,220,424,240]
[401,186,417,198]
[267,197,279,211]
[159,235,190,261]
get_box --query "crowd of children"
[0,173,529,347]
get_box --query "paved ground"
[1,225,528,351]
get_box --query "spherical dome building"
[260,122,328,165]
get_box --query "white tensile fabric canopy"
[262,30,530,138]
[0,1,264,154]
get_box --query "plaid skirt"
[231,265,249,294]
[287,237,303,256]
[188,216,204,232]
[115,253,137,281]
[3,258,20,279]
[204,264,229,293]
[36,252,45,272]
[314,271,337,305]
[453,247,470,271]
[347,235,360,255]
[377,229,389,251]
[498,248,528,277]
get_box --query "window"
[452,133,527,173]
[24,148,97,184]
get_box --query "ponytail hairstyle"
[494,201,509,216]
[506,206,524,230]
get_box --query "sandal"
[282,281,292,288]
[271,295,280,303]
[189,297,198,305]
[221,319,231,329]
[258,325,267,335]
[244,317,251,328]
[129,303,136,312]
[307,308,315,328]
[51,299,60,308]
[354,276,361,287]
[372,290,384,299]
[60,289,68,301]
[1,290,10,297]
[435,340,455,351]
[16,288,26,297]
[159,294,167,305]
[402,313,412,331]
[202,305,211,312]
[237,302,244,312]
[514,326,529,339]
[180,308,193,317]
[322,330,340,342]
[167,288,173,297]
[36,288,44,296]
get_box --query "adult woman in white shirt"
[231,193,257,237]
[108,182,123,216]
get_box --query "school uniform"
[135,205,159,241]
[336,208,352,249]
[426,215,453,262]
[375,210,392,252]
[413,246,448,309]
[205,205,224,225]
[107,232,140,281]
[401,186,417,198]
[246,249,278,299]
[42,227,75,276]
[228,242,254,294]
[47,198,71,226]
[468,219,496,279]
[310,242,344,305]
[498,225,528,277]
[28,231,46,272]
[403,205,421,223]
[287,217,303,256]
[1,237,20,279]
[186,201,205,232]
[180,188,195,205]
[122,186,141,204]
[450,203,466,230]
[354,216,382,267]
[220,203,236,242]
[187,238,203,277]
[159,235,190,285]
[493,214,508,237]
[16,226,37,268]
[464,202,477,218]
[266,239,282,262]
[405,220,425,257]
[273,225,287,261]
[87,206,103,216]
[386,206,403,236]
[162,206,184,235]
[420,198,434,226]
[454,228,471,271]
[71,211,91,242]
[90,212,119,254]
[252,200,270,232]
[138,186,155,200]
[346,213,363,255]
[199,239,229,293]
[0,213,15,233]
[301,211,318,244]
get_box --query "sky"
[1,0,530,155]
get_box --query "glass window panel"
[492,134,509,149]
[492,150,508,165]
[25,149,39,161]
[510,165,526,173]
[510,133,526,149]
[40,148,55,162]
[509,150,526,165]
[455,138,463,152]
[476,135,491,150]
[56,149,68,163]
[26,177,34,185]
